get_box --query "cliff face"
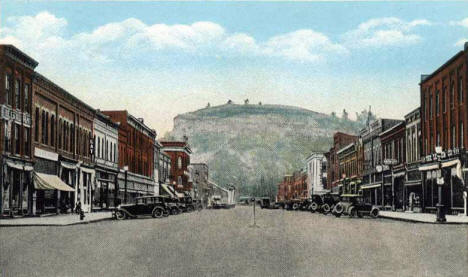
[169,104,364,195]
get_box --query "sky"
[1,1,468,136]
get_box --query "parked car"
[332,194,379,218]
[115,196,168,220]
[320,193,341,214]
[259,198,279,209]
[181,196,195,212]
[309,195,324,213]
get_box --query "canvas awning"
[34,172,75,192]
[360,184,381,190]
[418,163,439,171]
[161,184,176,198]
[6,161,33,171]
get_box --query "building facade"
[380,121,406,210]
[189,163,212,206]
[0,45,37,216]
[336,139,363,195]
[93,111,119,209]
[360,119,403,207]
[326,132,358,192]
[102,111,156,204]
[404,107,423,212]
[160,140,192,193]
[419,42,468,215]
[305,153,328,196]
[32,73,95,213]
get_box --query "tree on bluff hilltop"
[342,109,349,121]
[355,108,377,125]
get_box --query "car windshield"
[136,198,145,204]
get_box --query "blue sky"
[1,1,468,135]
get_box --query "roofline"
[34,72,95,114]
[379,121,405,137]
[419,50,465,85]
[404,107,420,119]
[1,44,39,69]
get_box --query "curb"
[0,217,114,227]
[379,215,468,225]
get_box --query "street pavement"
[1,206,467,277]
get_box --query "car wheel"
[334,203,344,214]
[310,202,318,213]
[322,204,331,214]
[370,208,379,218]
[163,209,170,217]
[152,207,164,218]
[115,210,127,220]
[292,203,299,210]
[349,207,357,218]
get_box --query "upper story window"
[429,89,433,117]
[24,84,30,113]
[5,74,12,106]
[24,128,30,157]
[435,90,439,115]
[50,115,55,147]
[14,79,20,109]
[35,108,39,142]
[178,157,182,169]
[14,124,20,155]
[450,82,455,109]
[442,85,446,113]
[458,76,463,103]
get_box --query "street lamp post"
[435,146,446,223]
[123,166,128,204]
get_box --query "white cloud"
[450,18,468,28]
[455,39,467,47]
[343,17,431,48]
[263,30,348,63]
[0,11,349,65]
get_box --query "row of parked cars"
[265,194,380,218]
[114,195,201,220]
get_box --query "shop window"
[15,79,20,109]
[452,176,464,208]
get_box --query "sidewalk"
[0,212,114,227]
[379,211,468,224]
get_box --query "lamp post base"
[436,203,446,223]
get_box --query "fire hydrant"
[79,210,85,220]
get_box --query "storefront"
[0,158,34,217]
[361,184,382,206]
[419,149,467,215]
[95,167,118,210]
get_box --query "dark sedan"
[115,196,168,220]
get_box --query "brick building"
[32,73,95,213]
[380,121,406,210]
[102,111,156,203]
[0,45,37,216]
[419,42,468,215]
[336,138,363,195]
[160,140,192,193]
[404,107,423,212]
[276,171,307,209]
[326,132,358,192]
[360,119,403,207]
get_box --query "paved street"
[1,206,467,277]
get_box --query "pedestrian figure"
[75,202,82,214]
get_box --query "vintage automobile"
[309,195,324,213]
[163,196,183,215]
[115,196,168,220]
[316,193,341,214]
[259,197,279,209]
[181,195,195,212]
[332,194,379,218]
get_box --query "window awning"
[418,163,439,171]
[34,172,75,192]
[161,184,176,198]
[7,161,33,171]
[360,184,381,189]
